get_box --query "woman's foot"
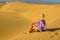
[24,32,29,34]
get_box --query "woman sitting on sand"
[25,14,47,34]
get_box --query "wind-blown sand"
[0,2,60,40]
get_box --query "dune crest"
[0,2,60,24]
[0,2,28,12]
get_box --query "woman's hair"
[41,14,45,17]
[41,20,46,25]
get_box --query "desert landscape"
[0,2,60,40]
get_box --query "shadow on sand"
[47,28,60,32]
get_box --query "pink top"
[36,20,46,31]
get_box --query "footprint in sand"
[49,35,55,39]
[54,32,59,36]
[49,32,59,40]
[49,35,55,40]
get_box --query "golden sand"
[0,2,60,40]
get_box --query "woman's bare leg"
[24,23,37,34]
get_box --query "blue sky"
[44,0,60,2]
[0,0,60,3]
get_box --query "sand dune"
[0,2,60,40]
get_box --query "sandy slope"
[0,2,60,40]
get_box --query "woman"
[25,14,46,34]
